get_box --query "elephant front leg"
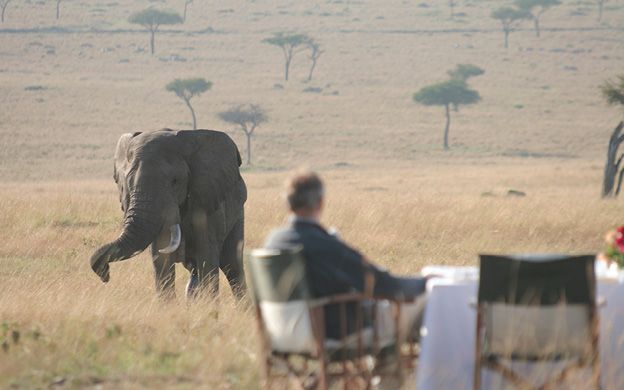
[151,238,177,300]
[191,239,220,299]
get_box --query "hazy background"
[0,0,622,180]
[1,1,623,388]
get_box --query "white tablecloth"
[415,276,624,390]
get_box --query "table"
[415,274,624,390]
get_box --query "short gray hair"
[285,170,324,211]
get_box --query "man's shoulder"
[263,218,334,249]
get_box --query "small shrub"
[507,190,526,197]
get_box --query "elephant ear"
[175,130,244,213]
[113,132,140,184]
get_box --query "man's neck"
[292,209,321,223]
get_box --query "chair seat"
[485,303,592,358]
[260,300,397,354]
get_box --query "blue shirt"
[263,215,426,338]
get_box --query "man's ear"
[317,197,324,213]
[362,263,376,298]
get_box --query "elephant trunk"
[90,202,163,283]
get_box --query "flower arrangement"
[604,226,624,269]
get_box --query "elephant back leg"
[219,216,246,299]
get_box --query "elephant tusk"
[159,224,181,254]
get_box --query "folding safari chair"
[246,247,415,390]
[474,254,601,390]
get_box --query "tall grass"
[0,161,619,388]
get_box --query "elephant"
[90,129,247,299]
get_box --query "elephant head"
[90,129,245,296]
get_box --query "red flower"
[616,226,624,252]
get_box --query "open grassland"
[1,163,624,389]
[1,0,624,388]
[0,0,623,179]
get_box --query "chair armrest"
[367,294,416,303]
[308,292,415,308]
[307,293,368,308]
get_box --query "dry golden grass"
[1,163,623,388]
[1,0,624,387]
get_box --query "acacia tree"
[307,40,325,81]
[183,0,193,22]
[491,7,531,48]
[601,75,624,197]
[515,0,561,37]
[129,9,183,55]
[218,104,268,165]
[449,0,457,19]
[262,32,311,81]
[165,78,212,130]
[1,0,11,22]
[413,79,481,150]
[597,0,608,22]
[447,63,485,81]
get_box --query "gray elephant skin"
[90,129,247,299]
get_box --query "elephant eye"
[172,178,178,186]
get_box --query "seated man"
[263,169,429,340]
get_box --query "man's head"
[285,169,324,218]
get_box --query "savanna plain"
[0,0,623,388]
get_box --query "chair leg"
[319,358,327,390]
[592,320,602,390]
[592,354,602,390]
[474,362,481,390]
[474,312,482,390]
[264,356,272,389]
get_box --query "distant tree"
[515,0,561,37]
[307,40,325,81]
[413,79,481,150]
[597,0,608,22]
[447,63,485,81]
[490,7,532,48]
[0,0,11,23]
[183,0,193,23]
[602,75,624,106]
[601,74,624,197]
[262,32,312,81]
[128,8,183,55]
[165,78,212,130]
[218,104,268,165]
[56,0,62,19]
[449,0,457,19]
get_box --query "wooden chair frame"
[473,254,601,390]
[247,248,418,390]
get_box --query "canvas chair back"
[246,246,320,354]
[478,254,597,360]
